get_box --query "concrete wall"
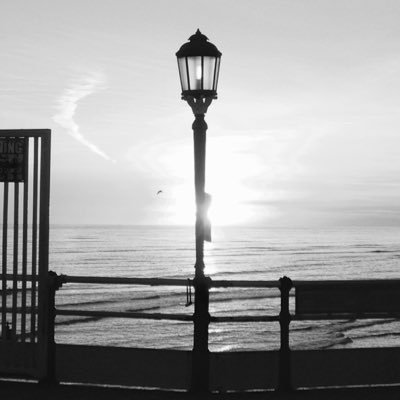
[57,345,280,390]
[57,345,192,390]
[210,351,279,391]
[292,347,400,388]
[55,344,400,391]
[0,342,39,378]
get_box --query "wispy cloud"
[53,71,115,162]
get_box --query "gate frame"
[0,129,51,380]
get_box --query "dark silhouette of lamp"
[176,28,221,276]
[177,29,221,103]
[176,29,222,393]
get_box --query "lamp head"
[176,29,222,100]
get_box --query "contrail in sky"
[53,71,115,162]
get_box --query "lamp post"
[176,29,221,392]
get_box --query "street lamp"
[176,29,222,392]
[176,29,222,277]
[177,29,221,102]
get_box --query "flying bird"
[157,190,163,195]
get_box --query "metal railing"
[49,273,284,390]
[50,273,400,391]
[55,274,280,323]
[3,272,400,391]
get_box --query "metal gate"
[0,129,51,379]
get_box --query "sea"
[51,225,400,352]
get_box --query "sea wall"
[56,344,400,391]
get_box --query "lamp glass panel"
[187,56,202,91]
[213,57,221,91]
[203,56,216,91]
[178,58,189,91]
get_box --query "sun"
[161,135,261,226]
[169,184,254,226]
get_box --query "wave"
[96,249,140,253]
[56,316,102,326]
[212,269,268,277]
[58,294,162,308]
[125,306,161,312]
[353,331,400,340]
[291,325,315,332]
[58,292,166,305]
[56,305,163,326]
[210,293,280,305]
[335,318,398,333]
[370,250,397,253]
[322,336,353,349]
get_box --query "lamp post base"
[191,274,211,393]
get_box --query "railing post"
[40,270,63,384]
[191,275,211,393]
[277,276,293,392]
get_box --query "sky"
[1,0,400,227]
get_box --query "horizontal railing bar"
[62,275,189,286]
[211,315,279,322]
[211,280,278,288]
[3,274,399,289]
[62,276,279,287]
[5,307,399,321]
[294,312,400,320]
[0,274,277,287]
[0,274,38,282]
[2,307,37,313]
[56,309,193,322]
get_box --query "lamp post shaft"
[191,111,210,392]
[193,113,207,276]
